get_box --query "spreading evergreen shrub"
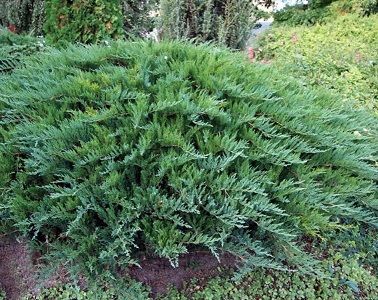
[159,0,260,49]
[44,0,124,44]
[0,41,377,279]
[0,28,46,74]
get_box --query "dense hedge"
[0,41,377,279]
[0,0,159,44]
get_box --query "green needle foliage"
[0,41,377,280]
[160,0,261,49]
[0,28,46,74]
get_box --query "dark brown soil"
[0,236,37,300]
[0,236,72,300]
[129,251,237,298]
[1,236,238,299]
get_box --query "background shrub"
[274,0,378,26]
[332,0,378,16]
[44,0,124,44]
[273,4,331,26]
[0,0,160,43]
[0,41,377,280]
[308,0,337,8]
[0,0,45,35]
[121,0,159,38]
[258,13,378,112]
[159,0,260,49]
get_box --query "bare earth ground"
[0,236,37,300]
[129,252,237,297]
[0,236,237,299]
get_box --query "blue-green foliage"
[0,41,377,279]
[0,28,46,73]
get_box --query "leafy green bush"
[273,5,332,26]
[160,0,260,49]
[274,0,378,25]
[44,0,124,45]
[0,0,160,41]
[360,0,378,15]
[23,282,150,300]
[309,0,337,8]
[273,0,341,26]
[0,289,5,300]
[259,13,378,112]
[0,40,377,280]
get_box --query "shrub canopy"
[0,41,377,278]
[0,29,46,74]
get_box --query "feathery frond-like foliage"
[0,28,46,74]
[0,41,377,279]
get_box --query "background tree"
[121,0,159,37]
[0,0,45,34]
[160,0,265,49]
